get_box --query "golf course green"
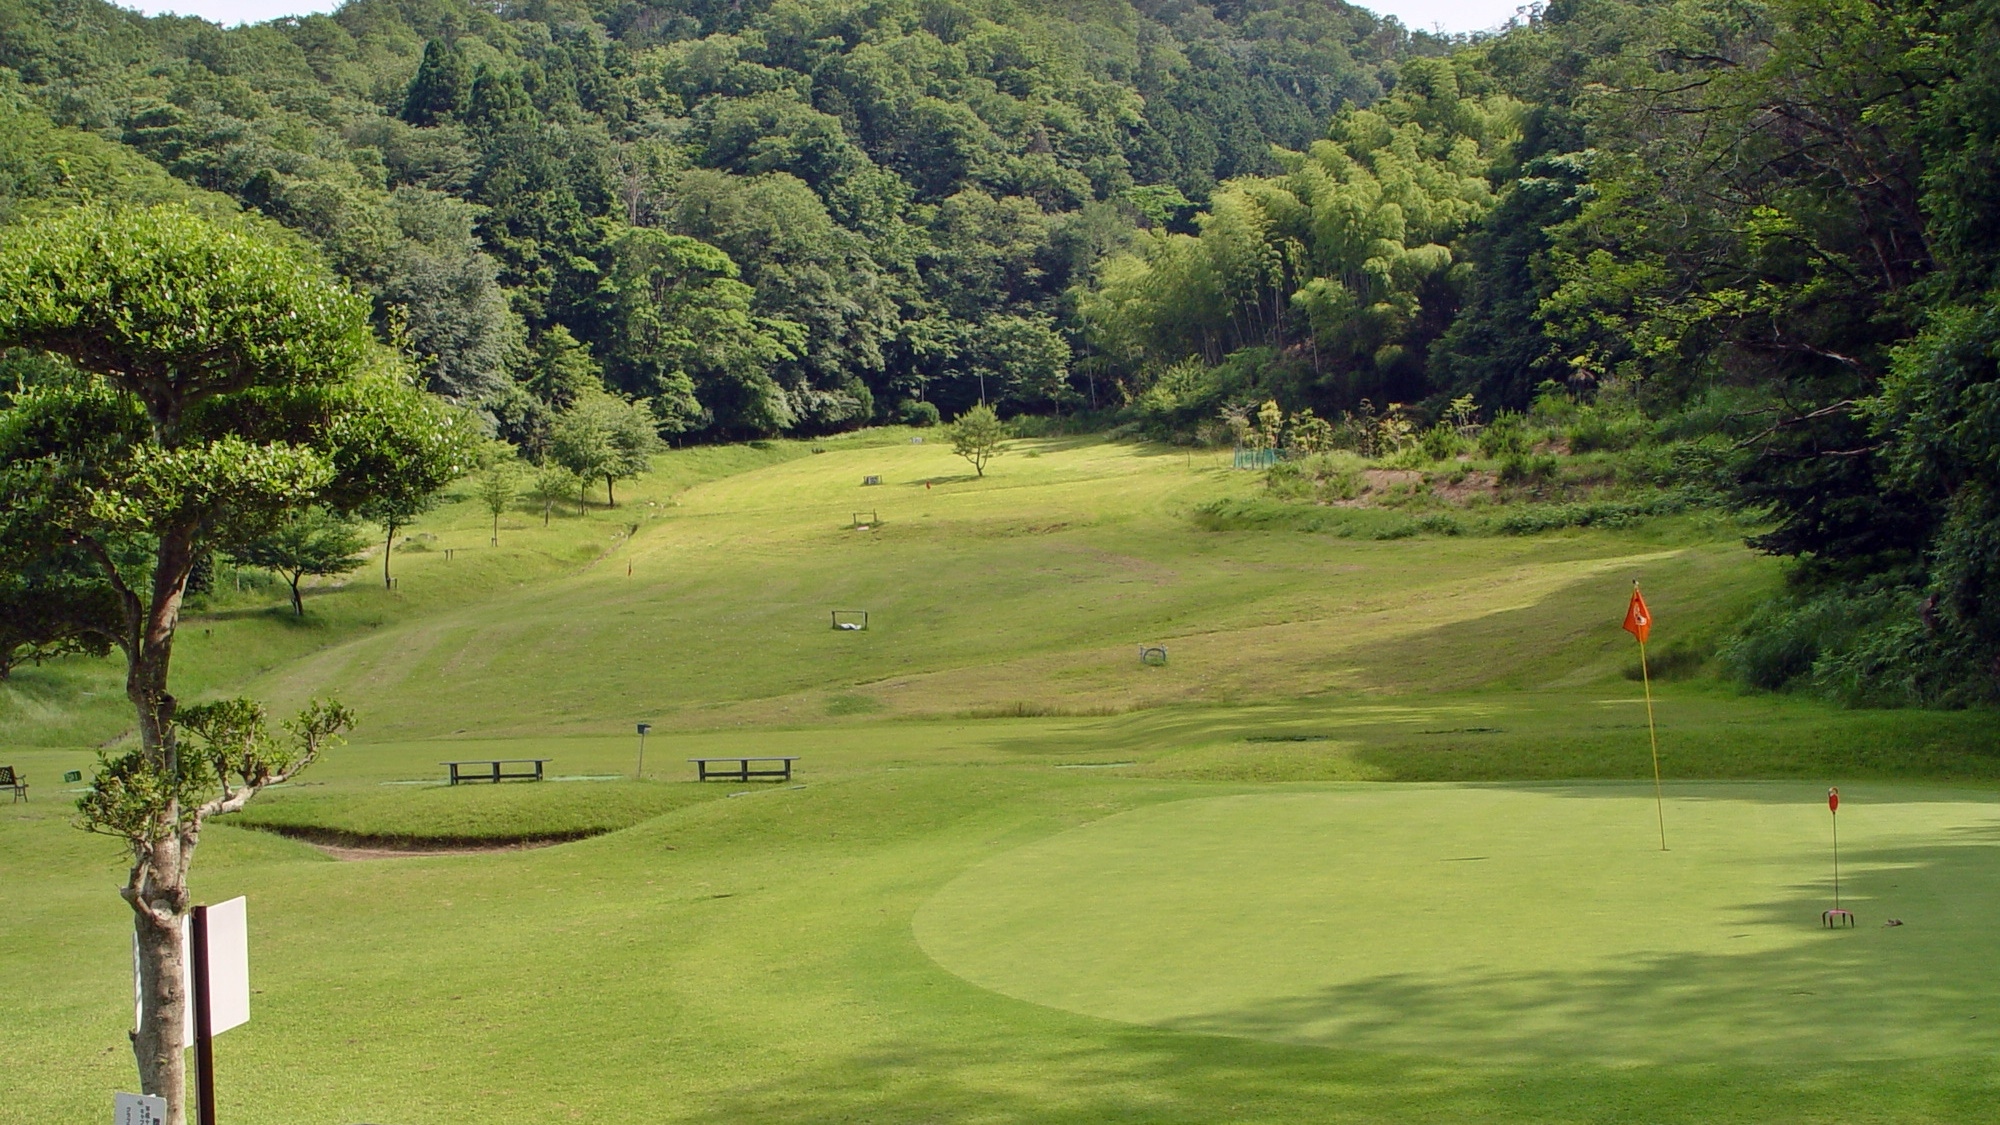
[7,432,2000,1122]
[918,783,2000,1065]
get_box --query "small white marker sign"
[115,1092,167,1124]
[133,896,250,1047]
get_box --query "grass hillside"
[7,432,1999,1123]
[239,435,1766,738]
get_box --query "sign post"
[636,722,652,780]
[192,905,215,1125]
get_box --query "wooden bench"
[689,757,798,782]
[1,766,24,803]
[440,759,551,785]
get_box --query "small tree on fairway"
[475,454,520,545]
[549,400,614,513]
[948,401,1007,477]
[528,461,579,525]
[224,507,368,616]
[601,397,658,507]
[358,479,441,589]
[0,204,471,1124]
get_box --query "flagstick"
[1831,805,1841,910]
[1640,638,1666,851]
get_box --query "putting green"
[915,783,2000,1066]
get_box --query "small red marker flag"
[1623,585,1652,644]
[1829,787,1839,813]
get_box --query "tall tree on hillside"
[601,227,803,435]
[403,39,471,127]
[0,205,472,1124]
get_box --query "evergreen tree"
[402,39,470,127]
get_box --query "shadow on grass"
[1156,832,2000,1066]
[681,1006,1990,1124]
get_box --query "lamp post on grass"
[635,722,651,780]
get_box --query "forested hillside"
[3,0,1999,705]
[0,0,1428,433]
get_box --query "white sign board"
[134,896,250,1048]
[203,896,251,1036]
[114,1092,167,1124]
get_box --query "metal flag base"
[1822,908,1856,928]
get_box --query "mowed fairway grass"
[7,432,2000,1123]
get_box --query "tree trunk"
[381,522,397,588]
[288,572,304,616]
[605,474,616,508]
[126,529,197,1123]
[492,510,499,547]
[129,838,190,1125]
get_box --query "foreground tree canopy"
[0,203,473,1122]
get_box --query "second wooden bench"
[689,756,799,782]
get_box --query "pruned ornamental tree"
[0,204,471,1124]
[947,401,1007,477]
[225,507,369,617]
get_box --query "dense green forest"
[3,0,1999,705]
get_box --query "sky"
[127,0,1530,35]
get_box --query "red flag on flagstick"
[1626,582,1666,849]
[1623,585,1652,644]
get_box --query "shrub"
[1715,583,1995,706]
[1479,411,1532,458]
[1419,422,1467,462]
[1566,405,1647,452]
[1266,452,1364,502]
[900,400,941,427]
[1495,494,1688,534]
[1497,452,1560,485]
[1007,413,1064,438]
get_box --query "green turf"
[917,783,2000,1065]
[8,431,2000,1123]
